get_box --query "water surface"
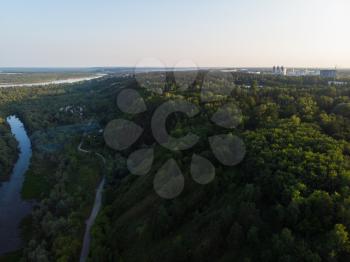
[0,74,105,88]
[0,116,32,255]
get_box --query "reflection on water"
[0,116,32,255]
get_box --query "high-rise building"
[320,70,337,78]
[272,65,287,76]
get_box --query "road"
[78,124,106,262]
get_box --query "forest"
[0,117,18,180]
[88,72,350,262]
[1,71,350,261]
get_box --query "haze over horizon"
[1,0,349,68]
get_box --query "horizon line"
[0,66,345,70]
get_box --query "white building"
[273,66,287,76]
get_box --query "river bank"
[0,120,19,182]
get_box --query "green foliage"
[0,120,18,179]
[2,71,350,261]
[87,72,350,261]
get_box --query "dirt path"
[78,123,106,262]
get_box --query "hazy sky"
[1,0,350,68]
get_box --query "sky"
[1,0,350,68]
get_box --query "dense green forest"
[0,117,18,179]
[2,72,350,261]
[88,73,350,262]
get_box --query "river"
[0,116,32,255]
[0,74,106,88]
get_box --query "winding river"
[0,116,32,255]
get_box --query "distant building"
[287,68,320,77]
[320,69,337,78]
[328,81,347,86]
[272,65,287,76]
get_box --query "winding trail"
[78,122,106,262]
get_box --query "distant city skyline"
[1,0,349,68]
